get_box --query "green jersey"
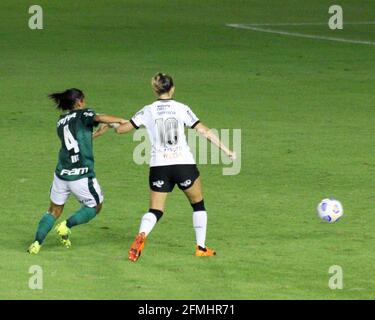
[55,108,98,181]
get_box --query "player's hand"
[109,119,128,129]
[93,124,109,139]
[108,123,120,129]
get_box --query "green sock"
[35,212,56,244]
[66,206,97,228]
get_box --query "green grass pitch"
[1,0,375,299]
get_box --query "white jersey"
[131,99,200,167]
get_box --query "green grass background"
[1,0,375,299]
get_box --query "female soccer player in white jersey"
[27,88,127,254]
[115,73,236,262]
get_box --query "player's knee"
[50,210,61,218]
[95,203,103,214]
[191,199,205,212]
[48,205,63,218]
[149,208,164,221]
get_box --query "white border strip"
[226,23,375,46]
[234,21,375,26]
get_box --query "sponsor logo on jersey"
[60,167,89,176]
[152,180,165,188]
[79,199,93,204]
[157,110,176,116]
[156,105,168,110]
[57,113,77,127]
[180,179,192,188]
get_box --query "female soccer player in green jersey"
[28,88,127,254]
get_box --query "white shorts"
[50,174,104,208]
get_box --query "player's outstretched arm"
[94,114,128,125]
[115,121,135,134]
[194,122,236,160]
[92,115,128,139]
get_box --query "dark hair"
[48,88,85,111]
[151,73,174,95]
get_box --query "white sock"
[139,212,157,236]
[193,211,207,248]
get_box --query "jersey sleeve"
[183,105,200,128]
[130,107,146,129]
[81,109,98,128]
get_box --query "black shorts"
[149,164,200,193]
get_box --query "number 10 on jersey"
[155,118,179,147]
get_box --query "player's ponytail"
[49,88,85,111]
[151,73,174,95]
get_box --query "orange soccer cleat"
[195,245,216,257]
[128,232,147,262]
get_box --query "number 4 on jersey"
[63,125,80,163]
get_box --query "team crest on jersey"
[180,179,192,188]
[152,180,165,188]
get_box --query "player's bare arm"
[194,122,236,160]
[92,115,128,139]
[94,114,128,125]
[115,121,135,134]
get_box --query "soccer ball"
[317,198,343,223]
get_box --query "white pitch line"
[226,23,375,46]
[233,21,375,26]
